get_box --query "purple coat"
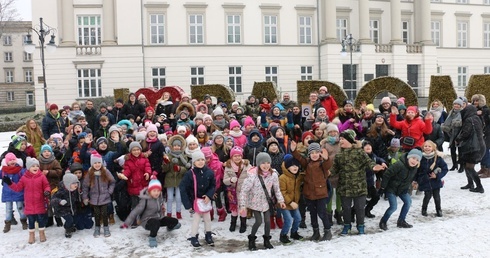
[82,170,115,206]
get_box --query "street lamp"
[340,34,361,99]
[24,17,57,107]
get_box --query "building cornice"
[144,2,169,9]
[222,3,245,9]
[259,4,282,10]
[73,4,103,8]
[454,12,472,18]
[294,5,316,11]
[369,8,384,15]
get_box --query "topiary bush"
[251,82,279,102]
[355,76,418,107]
[191,84,236,105]
[465,75,490,102]
[296,81,347,105]
[428,75,457,110]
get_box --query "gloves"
[59,200,67,206]
[172,158,179,164]
[290,202,298,210]
[433,168,442,174]
[173,165,180,172]
[185,163,191,169]
[120,223,128,229]
[44,191,51,197]
[163,156,170,164]
[377,188,385,196]
[230,177,238,183]
[2,176,12,186]
[83,199,89,206]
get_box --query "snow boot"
[103,226,111,237]
[299,219,307,229]
[239,217,247,233]
[205,231,215,246]
[436,210,443,217]
[217,208,227,222]
[279,234,291,244]
[229,216,237,232]
[379,219,388,231]
[46,216,54,227]
[270,216,276,229]
[3,221,11,233]
[357,224,365,235]
[458,166,465,173]
[28,230,35,244]
[10,215,17,225]
[65,227,74,238]
[365,208,375,218]
[449,164,458,171]
[276,217,284,229]
[20,218,28,230]
[55,217,63,227]
[248,235,257,251]
[188,234,201,247]
[397,220,413,228]
[263,235,274,249]
[460,183,474,190]
[93,226,101,237]
[167,213,172,218]
[149,236,157,248]
[421,208,428,217]
[470,178,485,193]
[334,210,343,225]
[290,231,304,240]
[176,212,182,219]
[39,228,46,242]
[321,229,332,241]
[340,224,351,236]
[310,228,320,241]
[108,214,115,225]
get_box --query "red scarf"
[1,165,22,175]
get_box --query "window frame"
[265,66,278,84]
[24,69,33,83]
[26,91,34,106]
[402,21,410,44]
[190,66,205,85]
[484,22,490,48]
[23,51,32,62]
[4,52,13,62]
[3,35,12,46]
[228,66,242,93]
[189,14,205,44]
[299,16,313,45]
[457,66,468,88]
[226,14,242,44]
[149,13,165,45]
[77,15,102,46]
[77,68,102,98]
[300,66,313,80]
[457,21,468,48]
[431,21,441,47]
[369,19,380,44]
[151,67,166,89]
[5,69,14,83]
[7,92,14,102]
[336,18,348,42]
[263,15,278,44]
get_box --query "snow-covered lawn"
[0,131,488,258]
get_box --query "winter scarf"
[170,150,188,166]
[214,119,226,130]
[430,106,443,123]
[422,151,437,170]
[39,153,56,164]
[1,165,22,175]
[229,130,243,138]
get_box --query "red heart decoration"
[135,86,185,108]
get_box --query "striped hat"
[147,173,162,192]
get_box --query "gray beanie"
[256,152,272,167]
[308,142,321,154]
[453,98,464,107]
[407,148,423,162]
[129,141,142,151]
[192,151,205,164]
[63,173,79,190]
[26,157,40,170]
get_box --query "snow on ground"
[0,131,488,258]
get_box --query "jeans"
[27,214,47,229]
[306,197,330,230]
[166,187,182,213]
[280,208,301,235]
[5,201,26,221]
[381,192,412,222]
[62,214,75,229]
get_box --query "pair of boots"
[310,228,332,241]
[189,232,214,247]
[93,226,111,237]
[229,216,247,233]
[478,167,490,178]
[65,226,77,238]
[248,235,273,251]
[28,228,46,244]
[167,212,182,219]
[217,208,227,222]
[3,219,25,233]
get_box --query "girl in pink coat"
[201,147,226,222]
[229,120,247,148]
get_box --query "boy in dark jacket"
[362,141,387,219]
[51,173,80,238]
[67,163,94,231]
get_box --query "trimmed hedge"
[428,76,457,110]
[251,82,279,102]
[0,106,36,114]
[355,76,418,107]
[465,75,490,102]
[296,81,347,105]
[191,84,236,105]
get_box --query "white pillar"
[419,0,432,44]
[358,0,370,43]
[325,0,337,42]
[60,0,75,46]
[103,0,117,45]
[390,0,403,44]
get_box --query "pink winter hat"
[230,120,240,130]
[146,123,158,133]
[397,97,405,105]
[230,146,243,158]
[381,97,391,105]
[201,147,213,159]
[197,124,207,133]
[244,116,255,127]
[5,153,17,164]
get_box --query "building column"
[390,0,403,44]
[60,0,75,46]
[103,0,117,45]
[358,0,370,43]
[419,0,432,44]
[324,0,337,42]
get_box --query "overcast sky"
[14,0,32,21]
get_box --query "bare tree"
[0,0,20,38]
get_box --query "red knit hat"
[407,106,418,114]
[49,104,59,111]
[302,131,315,144]
[244,116,255,127]
[146,106,155,113]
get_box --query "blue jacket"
[42,111,65,140]
[1,165,25,202]
[414,154,448,192]
[179,166,215,210]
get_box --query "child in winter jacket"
[278,154,305,244]
[362,141,387,219]
[68,162,94,230]
[239,152,286,251]
[292,141,333,241]
[229,120,247,148]
[223,146,251,233]
[121,175,181,248]
[413,140,448,217]
[162,135,189,219]
[3,157,50,244]
[51,173,80,238]
[141,124,166,185]
[83,152,116,237]
[243,129,265,166]
[202,147,226,222]
[1,153,27,233]
[185,135,201,159]
[38,144,63,227]
[265,137,285,229]
[180,151,216,247]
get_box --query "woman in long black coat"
[455,105,485,193]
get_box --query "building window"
[190,67,204,85]
[7,92,14,102]
[77,68,102,97]
[456,0,468,3]
[189,14,204,44]
[229,66,242,93]
[152,67,166,89]
[402,21,410,44]
[431,21,441,46]
[484,23,490,48]
[227,15,241,44]
[4,52,13,62]
[336,19,348,41]
[24,69,33,83]
[5,69,14,83]
[26,91,34,106]
[23,51,32,62]
[150,14,165,44]
[301,66,313,80]
[457,66,468,88]
[484,66,490,74]
[485,0,490,4]
[3,35,12,45]
[431,0,441,2]
[77,15,101,45]
[299,16,312,44]
[264,15,278,44]
[370,20,379,44]
[265,66,278,84]
[457,21,468,48]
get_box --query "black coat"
[111,104,129,123]
[83,107,97,131]
[51,182,81,217]
[42,111,65,140]
[127,101,145,122]
[179,166,215,210]
[456,105,486,164]
[381,153,418,196]
[424,122,444,151]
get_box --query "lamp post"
[24,17,57,107]
[340,34,360,99]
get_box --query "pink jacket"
[231,135,247,148]
[207,153,224,191]
[239,167,284,212]
[8,171,50,215]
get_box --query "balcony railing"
[375,44,392,53]
[76,45,101,56]
[406,44,423,53]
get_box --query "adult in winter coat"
[17,119,45,156]
[471,94,490,178]
[127,93,146,124]
[42,104,65,140]
[51,173,81,238]
[441,99,463,171]
[390,106,433,151]
[455,104,486,193]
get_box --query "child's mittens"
[44,191,51,197]
[433,168,442,174]
[163,156,170,164]
[185,163,191,169]
[2,176,12,185]
[83,199,89,206]
[59,200,67,206]
[172,158,179,164]
[120,223,128,229]
[230,177,238,183]
[290,202,298,210]
[173,165,180,172]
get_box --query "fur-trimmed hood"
[471,94,487,107]
[225,159,249,168]
[168,135,187,150]
[195,103,208,114]
[176,102,196,118]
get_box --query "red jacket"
[390,114,433,149]
[123,154,151,196]
[320,96,338,121]
[9,170,50,215]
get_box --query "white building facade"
[30,0,490,110]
